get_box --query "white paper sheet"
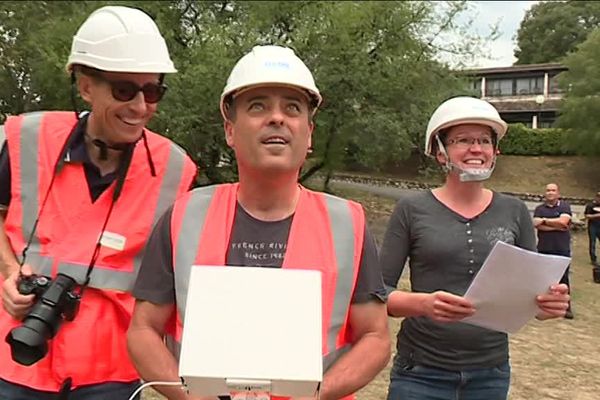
[462,241,570,334]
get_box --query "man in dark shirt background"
[584,191,600,269]
[534,183,573,319]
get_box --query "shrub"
[499,124,575,155]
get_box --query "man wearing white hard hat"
[128,45,391,400]
[0,6,196,399]
[380,96,570,400]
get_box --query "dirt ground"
[143,187,600,400]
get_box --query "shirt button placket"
[466,222,475,272]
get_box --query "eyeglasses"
[93,74,167,104]
[446,136,494,148]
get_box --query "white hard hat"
[66,6,176,74]
[220,45,322,119]
[424,96,507,157]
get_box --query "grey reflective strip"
[18,112,44,263]
[28,254,53,277]
[323,344,351,371]
[56,143,190,291]
[59,261,133,291]
[132,143,189,266]
[174,186,216,319]
[323,194,356,366]
[16,113,55,275]
[0,125,5,145]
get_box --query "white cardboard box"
[179,266,323,397]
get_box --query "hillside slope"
[356,155,599,199]
[489,155,599,198]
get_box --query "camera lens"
[5,319,50,366]
[5,274,80,366]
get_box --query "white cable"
[127,380,183,400]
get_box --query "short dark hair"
[430,129,448,155]
[223,95,237,121]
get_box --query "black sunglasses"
[93,74,167,104]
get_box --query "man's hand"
[1,264,35,319]
[421,291,476,323]
[535,283,570,320]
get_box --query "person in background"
[0,6,197,399]
[381,96,570,400]
[584,191,600,268]
[533,183,573,319]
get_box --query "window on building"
[515,76,544,95]
[548,74,564,93]
[486,78,513,96]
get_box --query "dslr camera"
[5,273,81,366]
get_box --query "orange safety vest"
[168,183,365,400]
[0,111,197,391]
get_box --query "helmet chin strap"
[435,135,496,182]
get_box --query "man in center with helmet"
[379,97,570,400]
[127,45,391,400]
[0,6,196,399]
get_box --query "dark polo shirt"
[533,200,572,256]
[585,201,600,230]
[0,114,117,207]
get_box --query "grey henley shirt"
[381,190,536,370]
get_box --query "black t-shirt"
[0,114,117,206]
[132,203,386,305]
[585,201,600,229]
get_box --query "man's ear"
[77,75,94,103]
[307,120,314,149]
[224,120,234,148]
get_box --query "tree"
[514,1,600,65]
[556,28,600,155]
[0,1,486,188]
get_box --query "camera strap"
[79,144,133,293]
[58,377,72,400]
[20,119,135,293]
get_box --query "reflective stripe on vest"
[17,113,190,291]
[174,185,216,311]
[17,112,54,273]
[322,192,355,370]
[172,186,356,371]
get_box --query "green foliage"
[514,1,600,65]
[0,0,492,184]
[556,28,600,155]
[499,124,573,156]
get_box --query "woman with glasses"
[0,6,197,400]
[380,96,570,400]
